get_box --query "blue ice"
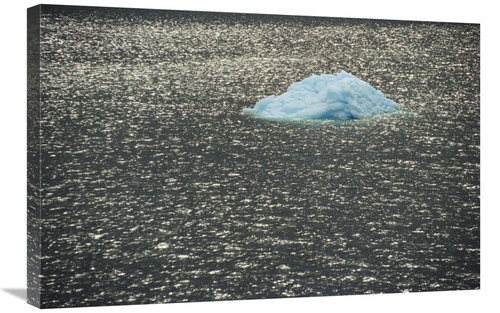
[243,71,399,120]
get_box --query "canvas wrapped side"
[27,4,41,308]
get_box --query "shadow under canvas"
[3,288,26,302]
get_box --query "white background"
[1,1,497,312]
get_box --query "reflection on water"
[36,5,479,308]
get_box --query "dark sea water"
[37,5,479,308]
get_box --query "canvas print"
[27,4,480,309]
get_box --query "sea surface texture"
[37,5,480,308]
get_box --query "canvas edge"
[27,4,42,309]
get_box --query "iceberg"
[243,71,399,120]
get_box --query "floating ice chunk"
[156,242,169,249]
[243,71,399,120]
